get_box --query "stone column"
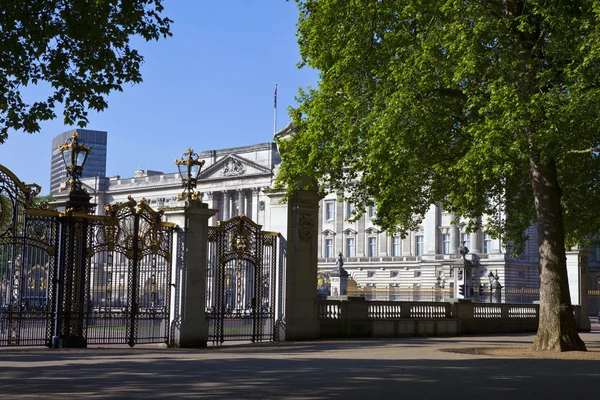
[266,189,321,341]
[164,201,217,347]
[336,198,344,256]
[449,218,459,254]
[253,187,260,222]
[237,189,244,216]
[206,192,215,225]
[424,204,439,256]
[566,249,592,331]
[222,190,229,221]
[471,227,482,254]
[402,235,411,257]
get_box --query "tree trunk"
[530,155,586,351]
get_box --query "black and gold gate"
[0,166,58,347]
[0,160,174,348]
[206,216,278,344]
[87,197,174,346]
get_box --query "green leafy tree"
[278,0,600,351]
[0,0,172,141]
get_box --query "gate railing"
[0,165,58,347]
[0,161,175,348]
[206,216,278,344]
[86,197,175,346]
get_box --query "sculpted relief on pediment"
[222,157,246,177]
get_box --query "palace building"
[56,130,600,308]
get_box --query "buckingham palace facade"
[77,140,600,300]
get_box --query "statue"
[336,252,344,268]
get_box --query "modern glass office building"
[49,129,107,194]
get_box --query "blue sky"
[0,1,317,193]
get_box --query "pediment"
[365,226,380,235]
[199,154,271,180]
[343,228,358,235]
[322,229,336,237]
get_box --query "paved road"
[0,333,598,399]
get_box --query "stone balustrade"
[317,297,585,338]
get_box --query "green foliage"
[32,193,54,206]
[0,0,172,140]
[278,0,600,251]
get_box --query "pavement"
[0,332,598,400]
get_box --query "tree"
[0,0,172,141]
[278,0,600,351]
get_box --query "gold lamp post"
[58,131,92,193]
[175,148,205,202]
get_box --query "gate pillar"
[267,189,321,340]
[164,201,217,347]
[51,191,96,348]
[566,249,592,332]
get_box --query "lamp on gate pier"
[58,131,91,194]
[53,131,94,212]
[175,148,205,202]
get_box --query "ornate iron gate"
[87,197,174,346]
[0,166,59,347]
[0,159,175,348]
[206,216,278,344]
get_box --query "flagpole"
[273,83,278,135]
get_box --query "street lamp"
[175,148,205,201]
[58,132,91,193]
[487,270,494,303]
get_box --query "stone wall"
[317,298,587,339]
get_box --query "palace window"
[368,237,377,257]
[392,236,400,257]
[483,233,492,253]
[367,205,376,218]
[346,237,355,257]
[325,202,334,221]
[442,233,450,254]
[415,235,424,256]
[325,239,333,258]
[461,233,471,250]
[346,201,355,219]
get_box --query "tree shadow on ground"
[0,335,599,399]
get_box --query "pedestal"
[164,201,217,347]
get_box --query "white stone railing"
[473,305,502,318]
[407,303,449,319]
[318,301,341,320]
[367,303,402,319]
[508,306,538,319]
[316,298,582,338]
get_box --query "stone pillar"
[471,228,482,254]
[402,235,411,257]
[357,215,365,257]
[237,189,244,216]
[164,201,217,347]
[423,204,439,256]
[449,220,459,254]
[267,189,321,341]
[206,192,216,225]
[566,249,591,331]
[252,187,260,222]
[222,190,229,221]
